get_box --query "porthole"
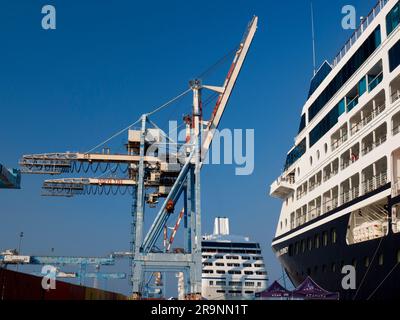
[324,143,328,154]
[323,232,328,246]
[331,229,337,244]
[317,150,321,160]
[310,156,313,165]
[314,235,320,249]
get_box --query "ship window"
[203,262,213,266]
[295,242,300,255]
[397,250,400,263]
[245,291,254,294]
[331,263,336,272]
[352,259,357,268]
[216,290,226,294]
[308,238,313,251]
[309,101,345,147]
[298,113,306,133]
[322,264,327,273]
[364,256,370,268]
[245,282,255,287]
[379,254,384,266]
[209,281,214,286]
[242,256,251,260]
[216,263,224,267]
[301,240,306,253]
[331,229,337,244]
[308,26,381,121]
[389,39,400,73]
[257,282,262,287]
[228,270,242,275]
[216,270,226,274]
[285,138,307,171]
[323,232,328,246]
[256,271,267,275]
[386,1,400,36]
[216,281,225,286]
[324,143,328,154]
[317,150,321,160]
[310,156,313,165]
[229,281,242,286]
[314,235,320,249]
[215,255,224,259]
[203,270,213,274]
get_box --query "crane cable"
[84,43,239,155]
[85,88,192,154]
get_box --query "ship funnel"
[213,217,230,236]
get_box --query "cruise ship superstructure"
[270,0,400,300]
[201,217,268,300]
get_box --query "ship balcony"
[362,171,387,195]
[361,123,387,156]
[390,75,400,104]
[393,178,400,198]
[270,175,295,199]
[393,111,400,136]
[331,124,348,151]
[350,91,386,136]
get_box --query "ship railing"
[308,207,322,220]
[393,125,400,136]
[392,178,400,197]
[340,186,360,206]
[368,71,384,92]
[323,170,338,182]
[322,197,339,214]
[296,190,307,201]
[346,95,359,112]
[361,134,387,156]
[309,181,321,192]
[392,89,400,104]
[350,103,386,136]
[362,172,388,194]
[332,0,388,68]
[331,132,348,151]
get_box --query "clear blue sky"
[0,0,378,295]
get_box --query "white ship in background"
[201,217,268,300]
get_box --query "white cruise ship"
[270,0,400,300]
[201,217,268,300]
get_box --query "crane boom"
[201,16,258,159]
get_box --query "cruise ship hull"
[272,191,400,300]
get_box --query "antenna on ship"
[311,1,317,76]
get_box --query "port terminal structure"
[0,164,21,189]
[17,17,257,299]
[0,250,126,287]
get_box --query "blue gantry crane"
[17,16,258,299]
